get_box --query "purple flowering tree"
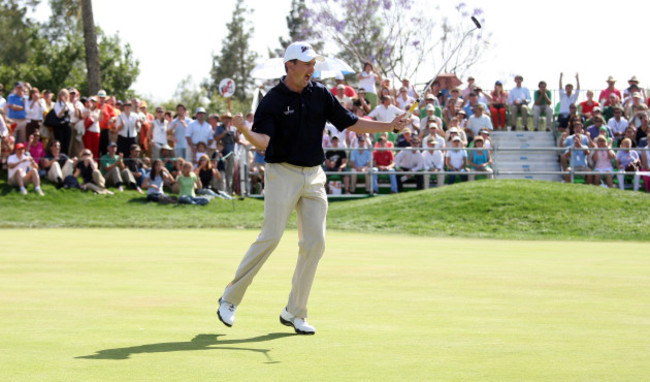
[306,0,489,83]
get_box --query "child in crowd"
[176,160,209,205]
[143,159,176,203]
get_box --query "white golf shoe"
[217,298,237,327]
[280,307,316,335]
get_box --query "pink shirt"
[594,150,613,170]
[28,142,45,163]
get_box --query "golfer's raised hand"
[391,113,409,132]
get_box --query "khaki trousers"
[47,160,74,183]
[85,170,111,194]
[104,167,124,187]
[222,163,328,318]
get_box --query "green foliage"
[208,0,258,101]
[0,0,40,65]
[272,0,323,57]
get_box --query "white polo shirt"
[368,104,403,123]
[185,119,213,145]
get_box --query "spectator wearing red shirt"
[598,76,622,106]
[329,72,357,99]
[97,90,116,157]
[371,136,397,193]
[580,90,600,120]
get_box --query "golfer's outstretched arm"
[348,113,408,134]
[232,115,270,150]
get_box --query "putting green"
[1,229,648,381]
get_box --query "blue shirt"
[7,93,27,120]
[350,149,372,167]
[170,117,191,149]
[508,86,531,105]
[215,124,236,156]
[253,78,358,167]
[566,145,588,167]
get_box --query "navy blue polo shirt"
[253,78,358,167]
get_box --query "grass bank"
[1,179,648,241]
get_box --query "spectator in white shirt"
[507,75,531,130]
[395,137,424,191]
[467,103,493,138]
[607,106,629,143]
[150,107,169,160]
[558,72,580,129]
[7,142,44,195]
[396,87,415,111]
[115,101,141,156]
[368,96,404,122]
[186,107,214,158]
[421,136,445,188]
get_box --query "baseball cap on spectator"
[97,89,107,97]
[426,104,435,112]
[452,136,461,142]
[195,107,206,114]
[474,136,484,143]
[457,109,466,115]
[480,129,490,135]
[130,144,141,152]
[107,142,117,148]
[495,80,503,86]
[426,94,435,100]
[426,136,437,145]
[401,127,411,134]
[14,81,24,88]
[336,84,345,90]
[117,100,124,106]
[123,101,131,106]
[161,144,173,151]
[15,143,25,150]
[448,127,459,133]
[335,72,344,81]
[283,41,324,63]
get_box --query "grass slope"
[1,179,648,240]
[1,230,649,381]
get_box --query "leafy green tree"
[271,0,323,57]
[0,0,40,65]
[208,0,258,101]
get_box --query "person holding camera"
[52,88,74,155]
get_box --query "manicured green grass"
[1,179,648,241]
[0,229,648,381]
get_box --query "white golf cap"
[335,72,345,80]
[283,41,324,63]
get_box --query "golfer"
[217,41,408,335]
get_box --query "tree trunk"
[80,0,101,94]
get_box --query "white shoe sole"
[280,315,315,335]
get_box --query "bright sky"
[31,0,649,103]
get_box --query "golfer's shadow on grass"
[76,333,294,363]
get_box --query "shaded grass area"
[1,179,649,240]
[0,230,649,381]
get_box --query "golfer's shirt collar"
[278,76,315,96]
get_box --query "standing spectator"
[599,76,622,106]
[100,142,128,192]
[401,78,418,99]
[97,90,116,157]
[371,136,398,193]
[468,136,493,181]
[68,88,85,157]
[74,149,113,194]
[395,137,424,191]
[149,107,169,160]
[533,81,554,131]
[623,76,646,105]
[508,75,531,130]
[357,62,382,108]
[445,136,468,184]
[591,136,616,188]
[8,143,44,195]
[214,112,238,194]
[466,103,493,139]
[5,82,28,143]
[0,109,13,170]
[114,101,141,156]
[143,159,176,203]
[25,87,45,138]
[83,97,101,160]
[615,138,641,190]
[349,134,372,194]
[487,80,508,130]
[169,104,191,161]
[41,139,73,186]
[580,90,600,120]
[352,88,372,114]
[186,107,212,159]
[137,100,154,157]
[558,73,581,130]
[421,136,445,188]
[368,95,403,122]
[51,88,74,155]
[176,160,209,205]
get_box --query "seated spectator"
[487,80,508,130]
[463,92,488,117]
[349,134,372,194]
[194,154,222,197]
[622,126,638,148]
[420,104,443,133]
[446,127,468,148]
[396,87,415,111]
[334,84,353,110]
[323,136,350,194]
[419,93,440,120]
[396,128,415,148]
[445,136,468,184]
[580,90,600,120]
[563,134,591,184]
[352,88,372,114]
[41,139,74,187]
[625,93,648,125]
[74,149,113,195]
[25,131,45,173]
[478,129,493,149]
[176,160,209,205]
[468,136,493,181]
[591,136,616,188]
[395,137,424,191]
[194,141,209,165]
[1,108,15,170]
[100,141,131,192]
[602,93,622,122]
[420,122,446,150]
[143,159,176,203]
[640,144,650,192]
[533,81,553,131]
[586,116,613,142]
[508,75,531,130]
[368,95,403,122]
[125,144,146,193]
[371,136,398,194]
[636,112,648,147]
[615,138,641,191]
[467,103,493,139]
[443,88,462,126]
[559,119,590,171]
[330,72,357,99]
[557,73,581,130]
[421,136,445,188]
[607,106,628,143]
[7,142,44,195]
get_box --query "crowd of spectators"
[1,70,649,197]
